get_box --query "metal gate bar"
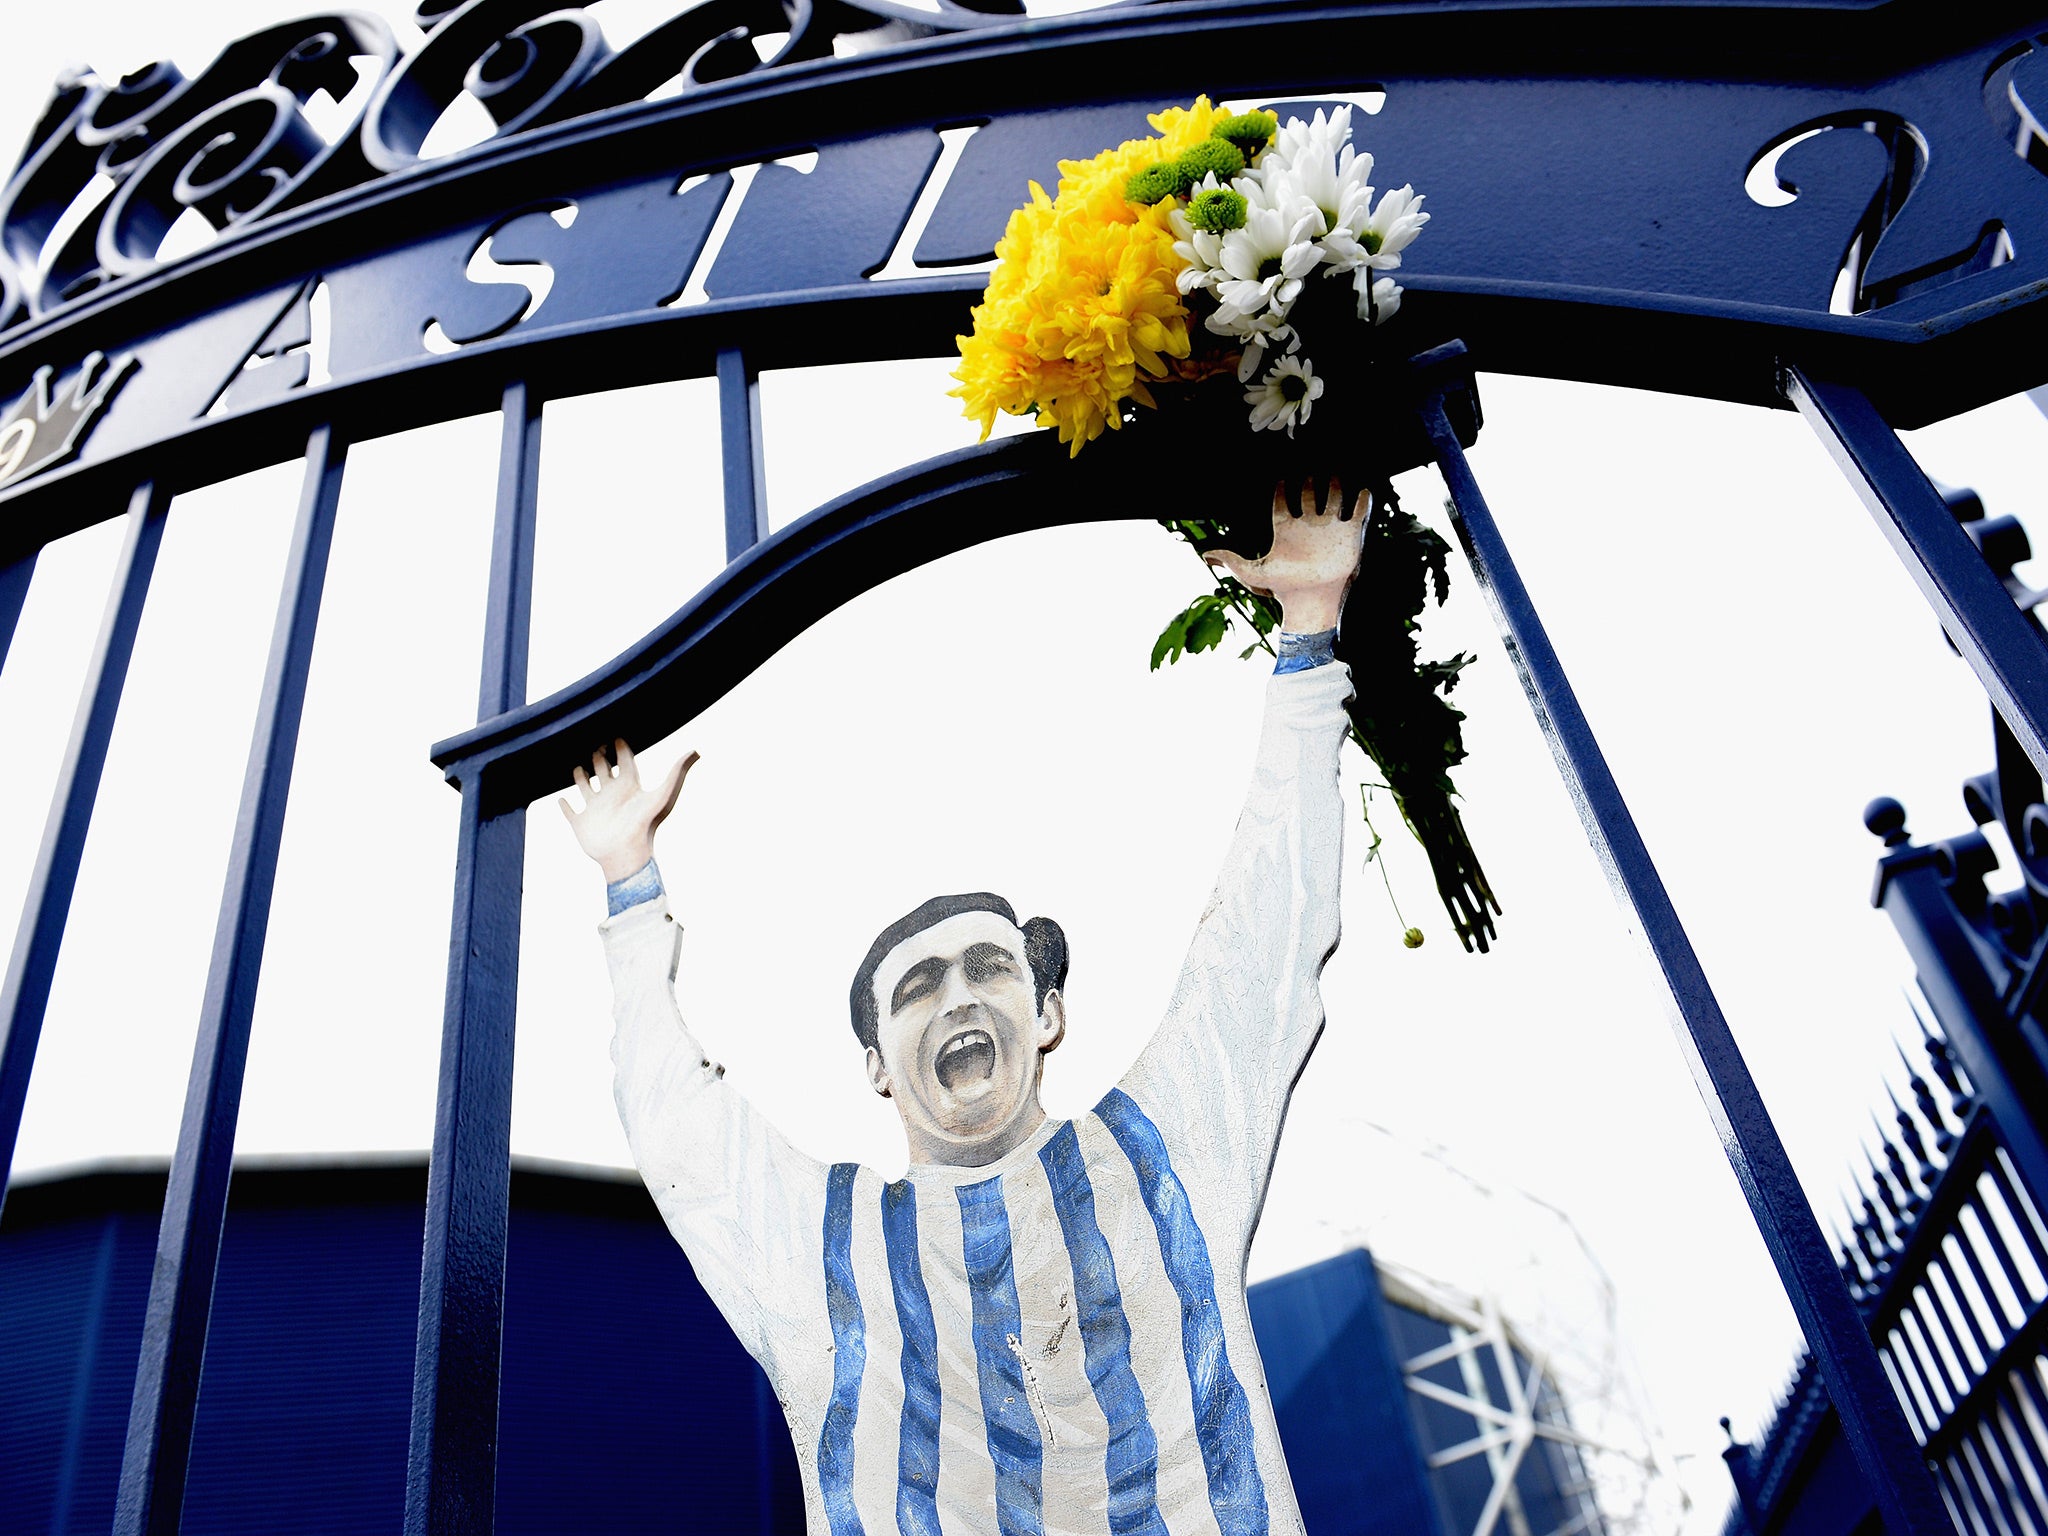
[1874,835,2048,1210]
[719,347,770,560]
[404,381,540,1536]
[0,481,168,1220]
[1787,370,2048,787]
[1418,390,1952,1536]
[112,424,348,1536]
[0,549,35,670]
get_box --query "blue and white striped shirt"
[602,660,1351,1536]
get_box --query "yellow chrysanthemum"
[950,99,1219,456]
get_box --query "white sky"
[1,5,2041,1530]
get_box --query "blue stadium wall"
[3,1162,1584,1534]
[0,1161,805,1536]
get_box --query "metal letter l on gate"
[1417,390,1950,1536]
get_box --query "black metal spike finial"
[1848,1184,1892,1275]
[1886,1075,1935,1177]
[1837,1193,1867,1264]
[1854,1170,1899,1260]
[1897,1034,1957,1157]
[1835,1212,1867,1277]
[1922,1021,1974,1123]
[1864,1147,1907,1231]
[1831,1214,1872,1300]
[1876,1112,1927,1215]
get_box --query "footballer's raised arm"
[563,743,831,1388]
[1125,484,1361,1218]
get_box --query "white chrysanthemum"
[1212,187,1322,330]
[1263,136,1376,267]
[1245,354,1323,436]
[1362,184,1429,269]
[1261,106,1352,178]
[1228,314,1299,382]
[1353,272,1403,323]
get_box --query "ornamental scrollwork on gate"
[0,0,1135,337]
[3,1,2048,507]
[0,15,398,328]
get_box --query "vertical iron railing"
[0,547,35,670]
[1418,365,1953,1536]
[1789,371,2048,789]
[1734,1012,2048,1536]
[718,347,770,561]
[113,426,348,1536]
[404,381,540,1536]
[0,483,169,1219]
[1708,443,2048,1535]
[1867,1109,2048,1536]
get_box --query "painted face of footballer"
[865,911,1066,1168]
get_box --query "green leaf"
[1185,597,1230,655]
[1150,608,1192,670]
[1420,525,1452,607]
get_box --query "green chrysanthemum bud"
[1125,163,1182,206]
[1176,138,1245,186]
[1213,110,1278,159]
[1402,927,1425,949]
[1187,187,1248,233]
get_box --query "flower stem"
[1357,781,1410,930]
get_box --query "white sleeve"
[1119,661,1352,1228]
[602,898,830,1385]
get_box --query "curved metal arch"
[437,430,1065,808]
[431,345,1477,813]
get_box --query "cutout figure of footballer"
[561,492,1364,1536]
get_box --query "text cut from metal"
[1,2,2048,536]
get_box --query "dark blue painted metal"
[718,347,769,561]
[1418,382,1951,1536]
[427,359,1466,813]
[3,2,2048,554]
[478,383,539,720]
[1789,369,2048,785]
[0,481,167,1219]
[433,430,1073,811]
[404,381,539,1536]
[1872,839,2048,1204]
[109,426,346,1536]
[0,549,35,672]
[1719,857,2048,1536]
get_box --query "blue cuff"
[606,858,665,916]
[1274,628,1337,674]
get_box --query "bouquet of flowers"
[950,97,1427,452]
[951,99,1501,952]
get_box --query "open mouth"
[934,1028,997,1092]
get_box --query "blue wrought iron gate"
[1,1,2046,1532]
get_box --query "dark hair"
[848,892,1069,1052]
